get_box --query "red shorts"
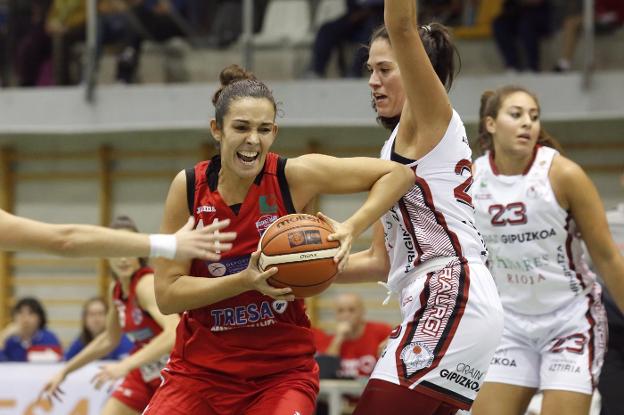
[111,368,161,412]
[143,361,319,415]
[353,379,459,415]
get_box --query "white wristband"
[149,234,177,259]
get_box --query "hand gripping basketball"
[243,250,295,301]
[258,213,344,297]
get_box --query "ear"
[210,119,222,143]
[272,123,279,137]
[485,116,496,135]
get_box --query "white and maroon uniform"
[111,267,167,412]
[473,146,607,394]
[369,110,504,411]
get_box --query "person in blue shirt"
[65,297,133,361]
[0,297,62,362]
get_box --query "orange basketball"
[258,213,340,298]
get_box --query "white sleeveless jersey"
[473,146,596,315]
[380,110,487,292]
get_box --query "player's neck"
[492,151,533,176]
[218,169,254,205]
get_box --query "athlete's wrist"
[149,234,177,259]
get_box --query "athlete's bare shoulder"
[550,153,589,210]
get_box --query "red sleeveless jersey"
[112,267,163,352]
[170,153,316,379]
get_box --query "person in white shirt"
[471,85,624,415]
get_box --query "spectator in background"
[45,0,87,85]
[65,297,133,361]
[308,0,384,78]
[314,293,392,379]
[418,0,463,27]
[492,0,553,72]
[14,0,52,86]
[115,0,189,83]
[552,0,582,72]
[0,297,62,362]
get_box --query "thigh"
[142,370,217,415]
[245,368,319,415]
[101,397,141,415]
[540,389,591,415]
[353,379,446,415]
[471,382,536,415]
[371,262,504,411]
[539,293,607,395]
[245,386,316,415]
[111,368,156,413]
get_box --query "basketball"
[258,213,340,298]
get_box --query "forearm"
[157,273,249,315]
[336,249,387,283]
[120,331,173,371]
[63,333,117,375]
[595,256,624,313]
[325,336,345,356]
[50,225,150,258]
[343,169,413,238]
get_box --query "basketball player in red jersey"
[41,215,180,415]
[0,207,234,261]
[330,1,504,414]
[142,64,414,415]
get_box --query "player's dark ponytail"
[212,64,276,128]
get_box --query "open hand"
[174,217,236,261]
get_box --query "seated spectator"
[552,0,582,72]
[419,0,464,27]
[308,0,384,78]
[14,0,52,86]
[492,0,554,72]
[115,0,189,83]
[65,297,133,361]
[0,297,62,362]
[45,0,87,85]
[314,293,392,379]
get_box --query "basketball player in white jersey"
[471,85,624,415]
[328,1,504,413]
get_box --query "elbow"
[400,165,415,192]
[385,14,417,38]
[155,286,179,315]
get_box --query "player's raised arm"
[385,0,453,154]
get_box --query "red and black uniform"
[145,154,319,415]
[111,267,166,412]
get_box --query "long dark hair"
[477,85,562,155]
[369,23,460,130]
[79,297,107,345]
[12,297,47,330]
[108,215,148,275]
[212,64,277,129]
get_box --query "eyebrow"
[508,105,539,112]
[232,119,273,126]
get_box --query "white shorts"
[371,260,504,410]
[484,284,607,395]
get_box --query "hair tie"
[421,25,431,33]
